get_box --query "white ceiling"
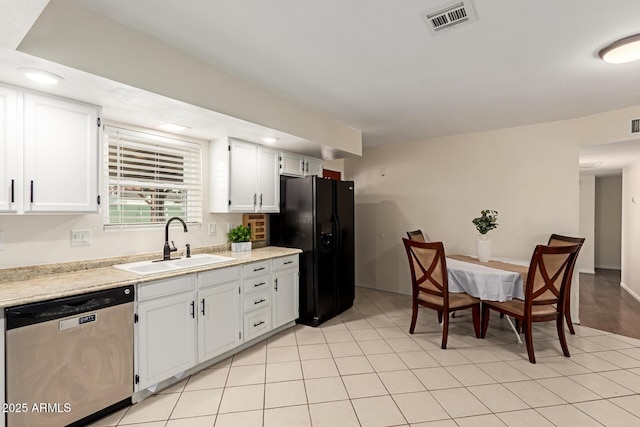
[3,0,640,169]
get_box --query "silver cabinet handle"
[253,281,266,288]
[275,278,278,292]
[253,320,265,327]
[254,298,266,305]
[254,267,265,272]
[284,260,293,265]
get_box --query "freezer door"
[335,180,355,308]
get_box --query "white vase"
[476,235,491,262]
[231,241,252,252]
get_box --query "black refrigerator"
[270,176,355,326]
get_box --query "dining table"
[446,255,530,343]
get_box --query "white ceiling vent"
[631,118,640,135]
[422,1,478,34]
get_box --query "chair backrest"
[524,244,580,309]
[548,234,585,252]
[547,233,585,279]
[402,238,448,301]
[406,230,426,242]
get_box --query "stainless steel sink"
[113,254,236,276]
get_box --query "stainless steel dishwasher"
[5,285,135,427]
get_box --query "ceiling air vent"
[631,118,640,135]
[421,1,478,34]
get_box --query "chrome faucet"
[163,217,188,261]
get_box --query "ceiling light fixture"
[18,67,64,85]
[262,137,278,143]
[158,123,189,132]
[599,33,640,64]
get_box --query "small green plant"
[472,210,498,234]
[227,224,252,242]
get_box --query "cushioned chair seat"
[483,299,559,317]
[418,291,480,309]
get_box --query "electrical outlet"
[208,223,217,236]
[227,223,233,233]
[71,230,91,246]
[0,230,4,250]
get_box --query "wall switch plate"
[208,223,217,236]
[71,230,91,246]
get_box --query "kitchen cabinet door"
[272,267,299,329]
[257,146,280,212]
[136,291,196,390]
[229,138,258,212]
[279,151,305,177]
[0,85,18,212]
[23,92,100,213]
[305,157,324,177]
[197,281,242,362]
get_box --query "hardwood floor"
[579,269,640,339]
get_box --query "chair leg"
[437,311,443,324]
[557,314,571,358]
[480,304,490,338]
[441,310,449,349]
[409,301,418,334]
[472,305,481,338]
[564,299,575,335]
[523,319,536,364]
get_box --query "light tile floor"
[91,287,640,427]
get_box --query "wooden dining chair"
[406,230,426,242]
[480,244,580,363]
[402,238,481,349]
[548,234,585,335]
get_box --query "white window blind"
[104,126,202,226]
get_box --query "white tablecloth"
[446,257,526,302]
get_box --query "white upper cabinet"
[279,150,323,177]
[23,92,100,213]
[210,137,280,213]
[0,85,18,212]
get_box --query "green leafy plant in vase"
[472,210,498,262]
[227,225,252,252]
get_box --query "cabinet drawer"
[272,255,299,271]
[244,308,271,341]
[243,290,270,313]
[243,274,270,294]
[198,266,240,289]
[137,275,195,301]
[243,261,271,277]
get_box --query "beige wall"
[622,161,640,302]
[595,176,622,270]
[345,124,579,294]
[579,175,595,274]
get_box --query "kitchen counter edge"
[0,247,302,308]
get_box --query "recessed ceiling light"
[18,67,64,85]
[599,33,640,64]
[158,123,189,132]
[262,137,278,143]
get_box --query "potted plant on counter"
[228,224,252,252]
[472,209,498,262]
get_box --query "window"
[104,126,202,226]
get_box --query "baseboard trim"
[621,282,640,304]
[356,283,411,296]
[579,268,595,274]
[594,265,622,270]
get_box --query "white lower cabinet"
[136,275,197,390]
[272,255,299,329]
[135,256,298,393]
[197,274,242,362]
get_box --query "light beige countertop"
[0,246,301,308]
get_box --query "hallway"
[579,270,640,339]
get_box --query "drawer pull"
[284,260,293,265]
[253,282,266,288]
[254,298,266,305]
[253,320,265,327]
[253,267,266,272]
